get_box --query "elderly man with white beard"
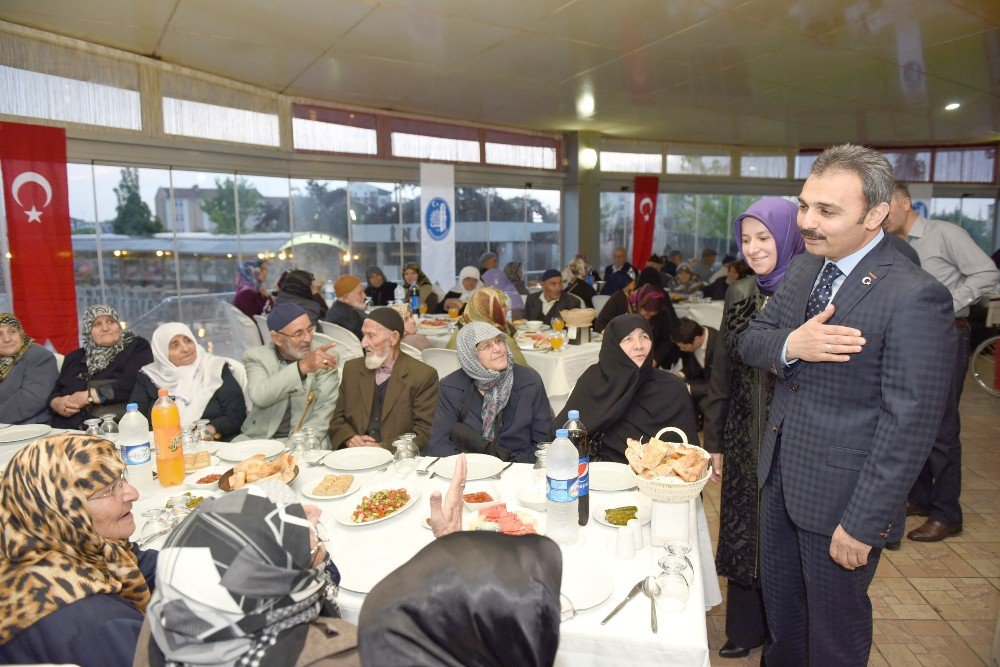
[328,307,439,451]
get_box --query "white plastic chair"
[54,352,64,372]
[252,314,270,342]
[316,323,364,364]
[592,294,611,317]
[224,304,264,355]
[421,348,462,379]
[221,357,252,412]
[400,342,423,362]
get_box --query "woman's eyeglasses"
[91,470,129,500]
[475,336,507,353]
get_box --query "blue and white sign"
[424,197,452,241]
[419,164,455,287]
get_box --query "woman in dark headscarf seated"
[232,258,272,318]
[593,267,680,368]
[359,532,562,667]
[0,312,58,424]
[364,266,398,307]
[134,482,359,667]
[554,314,699,463]
[0,435,156,667]
[50,304,153,429]
[430,322,552,463]
[274,269,327,325]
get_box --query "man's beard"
[364,347,389,369]
[278,339,308,361]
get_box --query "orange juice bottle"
[152,389,185,487]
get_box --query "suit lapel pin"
[861,272,877,286]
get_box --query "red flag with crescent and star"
[0,121,78,352]
[631,175,659,269]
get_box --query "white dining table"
[127,456,719,667]
[673,301,725,329]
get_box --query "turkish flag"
[0,121,78,352]
[632,176,659,269]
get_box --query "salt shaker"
[628,517,643,549]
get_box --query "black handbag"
[449,379,513,462]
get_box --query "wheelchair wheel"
[971,335,1000,397]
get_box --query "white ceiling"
[2,0,998,148]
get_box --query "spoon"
[642,576,659,633]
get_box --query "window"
[740,155,788,179]
[794,154,818,179]
[930,197,997,252]
[293,118,377,155]
[934,147,997,184]
[349,182,402,281]
[882,150,931,182]
[289,178,349,282]
[391,133,479,162]
[485,142,557,170]
[600,152,662,174]
[163,98,280,147]
[666,154,731,176]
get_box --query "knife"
[601,579,645,625]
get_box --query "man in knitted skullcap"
[323,274,366,340]
[328,307,439,452]
[523,268,581,326]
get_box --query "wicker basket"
[629,427,713,503]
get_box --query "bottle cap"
[126,403,138,411]
[556,429,568,438]
[157,388,169,396]
[568,410,579,420]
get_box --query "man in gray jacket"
[237,303,340,448]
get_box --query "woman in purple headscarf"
[701,197,805,659]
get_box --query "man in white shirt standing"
[884,183,1000,543]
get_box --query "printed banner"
[632,175,659,268]
[0,121,78,351]
[419,163,456,288]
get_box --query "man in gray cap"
[237,302,340,447]
[523,269,581,326]
[328,307,439,451]
[478,251,499,275]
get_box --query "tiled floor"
[702,373,999,666]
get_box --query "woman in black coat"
[129,322,246,440]
[49,305,152,429]
[593,268,680,369]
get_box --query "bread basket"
[629,427,712,503]
[559,308,597,328]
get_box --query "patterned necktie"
[805,262,843,320]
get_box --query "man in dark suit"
[523,269,580,326]
[670,317,717,416]
[739,145,954,666]
[601,246,634,295]
[328,308,439,451]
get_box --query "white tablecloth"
[673,301,725,329]
[522,342,601,399]
[128,458,716,667]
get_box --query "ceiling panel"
[287,54,444,103]
[397,69,548,121]
[383,0,571,31]
[465,35,617,84]
[921,29,1000,94]
[532,0,715,49]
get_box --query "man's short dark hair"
[671,317,704,345]
[809,144,894,212]
[893,181,911,200]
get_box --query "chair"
[54,352,64,372]
[221,357,252,411]
[400,342,423,362]
[252,314,270,342]
[316,323,364,364]
[224,304,263,355]
[592,294,610,317]
[421,348,462,379]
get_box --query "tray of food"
[625,427,711,502]
[219,453,298,491]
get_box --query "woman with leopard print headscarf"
[0,435,157,667]
[49,304,152,429]
[0,312,59,424]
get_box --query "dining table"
[126,450,720,667]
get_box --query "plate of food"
[588,462,635,492]
[561,557,614,611]
[0,424,51,445]
[301,473,361,500]
[461,482,503,512]
[421,503,544,535]
[435,453,506,481]
[322,447,393,471]
[219,453,298,491]
[334,483,420,526]
[186,465,228,490]
[591,494,652,528]
[182,450,220,474]
[514,332,551,351]
[217,439,285,462]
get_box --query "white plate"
[422,505,545,535]
[561,557,614,611]
[323,447,393,471]
[336,537,417,594]
[301,473,363,500]
[588,462,636,492]
[217,440,285,462]
[515,484,547,512]
[334,482,420,526]
[591,494,652,528]
[436,453,505,481]
[185,464,227,490]
[0,424,51,444]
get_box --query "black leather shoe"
[885,540,901,551]
[719,640,759,658]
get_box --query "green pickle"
[604,506,638,526]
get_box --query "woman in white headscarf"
[440,266,483,314]
[129,323,246,441]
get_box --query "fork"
[416,457,441,476]
[489,462,515,479]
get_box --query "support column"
[562,131,601,267]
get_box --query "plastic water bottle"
[546,429,579,545]
[324,278,335,304]
[118,403,151,466]
[393,283,406,304]
[563,410,590,526]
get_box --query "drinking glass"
[655,559,690,612]
[391,437,418,475]
[549,334,564,352]
[658,552,693,586]
[180,424,201,454]
[533,446,549,494]
[99,414,119,444]
[551,316,565,332]
[83,418,102,436]
[135,514,171,548]
[419,303,428,315]
[193,418,213,441]
[560,593,575,622]
[301,427,321,452]
[447,306,459,320]
[288,433,307,458]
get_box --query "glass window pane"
[666,153,731,176]
[163,98,280,147]
[795,154,818,179]
[350,182,402,283]
[930,197,996,252]
[67,162,101,321]
[289,179,349,285]
[524,189,561,280]
[390,133,480,162]
[235,175,292,284]
[600,151,662,174]
[455,186,489,273]
[292,117,377,155]
[740,155,788,179]
[934,148,996,183]
[485,142,557,170]
[399,184,422,272]
[598,192,631,271]
[489,188,528,276]
[881,150,931,182]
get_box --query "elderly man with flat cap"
[237,302,340,448]
[523,269,582,326]
[324,274,367,340]
[328,307,439,451]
